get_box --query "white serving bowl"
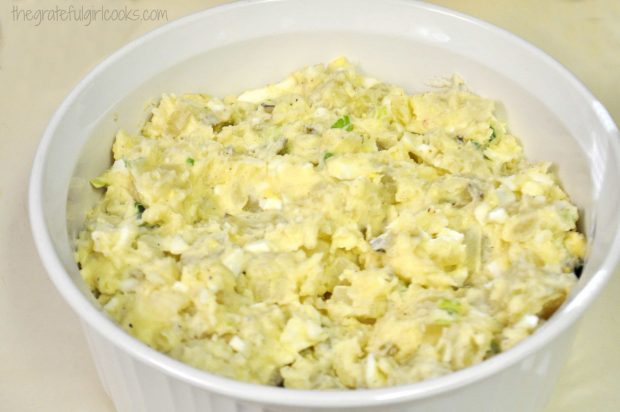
[29,0,620,411]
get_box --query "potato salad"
[76,58,586,389]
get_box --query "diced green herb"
[89,177,108,188]
[134,202,146,219]
[472,141,482,150]
[331,115,353,131]
[186,157,195,166]
[324,152,334,161]
[489,126,497,142]
[438,298,462,315]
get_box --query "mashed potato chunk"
[76,58,586,389]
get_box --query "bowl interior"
[35,0,620,393]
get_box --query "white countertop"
[1,0,618,410]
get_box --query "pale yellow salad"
[75,58,586,389]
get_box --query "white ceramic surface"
[29,0,620,411]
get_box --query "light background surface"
[1,0,618,410]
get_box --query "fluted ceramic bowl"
[29,0,620,411]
